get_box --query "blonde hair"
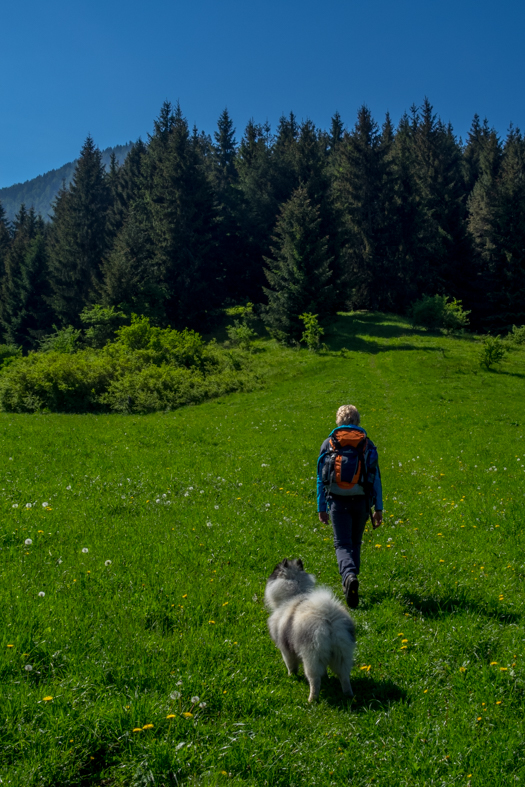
[336,404,360,426]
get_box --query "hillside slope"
[2,313,525,785]
[0,142,134,222]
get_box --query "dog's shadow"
[319,673,407,712]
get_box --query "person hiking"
[317,404,383,609]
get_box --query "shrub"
[410,295,470,333]
[38,325,82,353]
[225,303,257,350]
[0,317,254,414]
[480,335,507,370]
[80,304,128,348]
[506,324,525,346]
[0,344,22,371]
[299,313,325,352]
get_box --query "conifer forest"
[1,98,524,351]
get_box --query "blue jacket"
[317,424,383,513]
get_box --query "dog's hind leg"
[329,655,354,697]
[280,648,300,676]
[303,660,322,702]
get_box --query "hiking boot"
[344,574,359,609]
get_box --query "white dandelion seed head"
[184,492,189,497]
[38,591,45,597]
[156,498,161,503]
[42,502,48,508]
[57,558,63,564]
[82,548,88,553]
[25,503,32,509]
[214,505,219,510]
[66,485,72,490]
[162,493,167,498]
[105,560,112,566]
[199,702,207,708]
[170,690,181,700]
[25,538,32,546]
[12,503,19,508]
[200,490,204,494]
[9,457,13,460]
[25,664,33,671]
[176,680,183,686]
[188,486,194,491]
[191,695,200,703]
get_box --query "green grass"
[2,312,525,786]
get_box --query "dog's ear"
[282,558,289,568]
[296,558,304,571]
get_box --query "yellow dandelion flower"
[143,724,154,730]
[490,661,498,666]
[401,638,408,643]
[439,559,445,563]
[209,620,215,624]
[182,594,188,598]
[42,696,53,701]
[477,716,482,721]
[133,728,143,732]
[496,701,502,705]
[459,667,466,672]
[397,633,404,636]
[423,689,428,693]
[400,645,407,650]
[222,602,228,606]
[166,714,176,719]
[7,644,14,648]
[500,667,508,671]
[375,544,382,548]
[182,712,193,718]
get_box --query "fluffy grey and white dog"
[264,558,356,702]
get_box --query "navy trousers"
[329,495,368,585]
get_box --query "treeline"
[1,98,524,351]
[0,143,134,223]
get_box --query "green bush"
[225,303,257,350]
[80,304,128,348]
[0,344,22,371]
[506,324,525,346]
[38,325,82,353]
[410,295,470,333]
[299,312,325,351]
[480,335,507,370]
[0,316,254,414]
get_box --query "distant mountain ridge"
[0,142,135,223]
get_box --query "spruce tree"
[410,99,470,303]
[211,108,246,300]
[333,105,392,308]
[48,136,111,326]
[0,206,51,348]
[263,185,334,341]
[100,198,164,321]
[146,103,217,328]
[236,120,279,298]
[471,127,525,331]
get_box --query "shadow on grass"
[319,673,407,712]
[324,312,445,354]
[367,589,521,624]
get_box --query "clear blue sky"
[1,0,524,188]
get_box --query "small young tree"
[225,303,257,350]
[263,186,334,342]
[299,313,325,351]
[480,335,506,370]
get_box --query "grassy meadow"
[2,313,525,786]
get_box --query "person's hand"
[372,510,383,529]
[318,511,330,524]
